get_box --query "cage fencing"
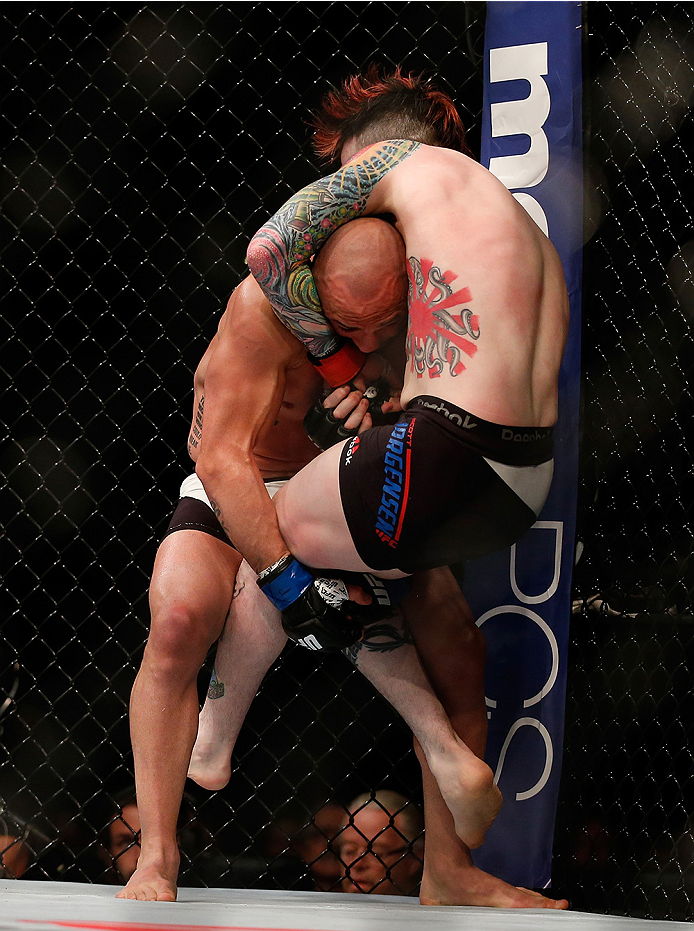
[553,2,694,920]
[1,1,693,919]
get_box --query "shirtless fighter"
[120,219,560,906]
[245,70,566,581]
[190,224,566,907]
[238,67,567,892]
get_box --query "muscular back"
[364,145,569,427]
[248,141,568,430]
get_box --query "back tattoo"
[407,256,480,378]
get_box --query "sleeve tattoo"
[247,140,420,358]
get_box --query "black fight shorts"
[163,474,290,550]
[164,495,234,547]
[338,395,554,574]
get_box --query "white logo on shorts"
[363,573,390,605]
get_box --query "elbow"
[246,233,268,284]
[195,452,226,497]
[196,446,250,497]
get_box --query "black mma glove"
[337,572,412,623]
[303,378,398,451]
[257,555,362,652]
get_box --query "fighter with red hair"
[236,72,569,893]
[311,66,471,163]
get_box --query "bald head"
[314,218,408,352]
[343,790,423,841]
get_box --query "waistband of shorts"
[263,477,289,499]
[406,396,554,466]
[179,472,288,505]
[179,473,210,505]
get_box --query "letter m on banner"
[462,2,583,889]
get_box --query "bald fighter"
[120,220,500,903]
[188,217,567,908]
[228,69,569,904]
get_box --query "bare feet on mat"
[420,862,569,909]
[116,859,178,902]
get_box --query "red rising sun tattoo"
[406,257,480,378]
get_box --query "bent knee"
[448,611,486,655]
[147,602,220,667]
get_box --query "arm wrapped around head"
[246,140,419,377]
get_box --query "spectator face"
[0,834,30,878]
[292,802,345,892]
[337,806,422,895]
[108,802,141,881]
[299,831,343,891]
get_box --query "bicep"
[246,166,373,357]
[246,175,353,357]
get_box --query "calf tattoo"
[207,666,225,699]
[407,257,480,378]
[343,615,414,666]
[248,140,420,357]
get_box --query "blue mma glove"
[257,556,362,652]
[257,558,412,652]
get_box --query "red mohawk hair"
[311,65,470,163]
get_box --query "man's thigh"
[274,440,380,572]
[149,528,242,640]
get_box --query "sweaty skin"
[246,141,569,576]
[247,140,568,428]
[119,221,565,905]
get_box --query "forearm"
[246,140,420,360]
[246,182,359,359]
[196,454,288,574]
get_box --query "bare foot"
[428,742,502,850]
[116,861,178,902]
[187,738,232,791]
[421,862,569,909]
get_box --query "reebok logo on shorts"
[375,419,415,549]
[501,427,553,443]
[344,435,360,465]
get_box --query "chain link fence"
[1,1,693,919]
[552,3,694,920]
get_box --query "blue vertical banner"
[465,2,583,888]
